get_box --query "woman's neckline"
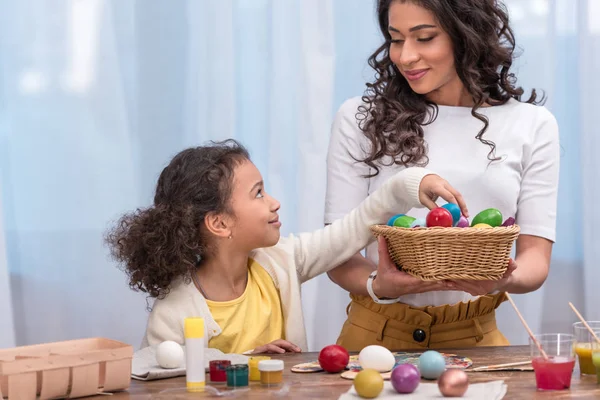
[432,98,516,117]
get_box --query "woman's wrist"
[372,273,403,299]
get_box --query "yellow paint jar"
[248,356,271,381]
[258,360,284,386]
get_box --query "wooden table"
[105,346,599,399]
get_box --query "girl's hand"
[251,339,302,354]
[444,259,518,296]
[419,174,469,217]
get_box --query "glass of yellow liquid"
[573,321,600,375]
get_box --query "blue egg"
[418,350,446,380]
[410,217,426,228]
[387,214,405,226]
[442,203,461,225]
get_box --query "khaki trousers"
[336,292,510,351]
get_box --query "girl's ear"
[204,211,233,239]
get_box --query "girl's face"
[227,160,282,249]
[387,1,465,105]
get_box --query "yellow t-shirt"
[206,258,284,354]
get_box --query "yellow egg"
[354,369,384,398]
[471,223,492,229]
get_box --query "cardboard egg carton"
[0,337,133,399]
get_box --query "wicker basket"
[370,224,520,281]
[0,337,133,400]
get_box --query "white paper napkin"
[338,380,507,400]
[131,345,248,381]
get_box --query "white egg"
[358,345,396,372]
[156,340,184,369]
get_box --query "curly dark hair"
[105,139,250,300]
[358,0,543,176]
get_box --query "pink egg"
[390,364,420,394]
[455,215,469,228]
[501,217,515,227]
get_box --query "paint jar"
[209,360,231,383]
[226,364,249,387]
[258,360,284,386]
[248,356,271,381]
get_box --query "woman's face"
[387,1,466,105]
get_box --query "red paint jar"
[209,360,231,383]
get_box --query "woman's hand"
[418,174,469,217]
[443,259,518,296]
[250,340,302,354]
[371,236,448,299]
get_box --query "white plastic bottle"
[184,317,205,392]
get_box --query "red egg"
[318,344,349,373]
[426,207,453,228]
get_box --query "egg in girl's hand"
[442,203,461,225]
[156,340,184,369]
[418,350,446,380]
[358,345,396,372]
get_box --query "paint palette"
[291,352,472,375]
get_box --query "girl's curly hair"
[359,0,543,176]
[105,140,250,300]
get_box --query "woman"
[325,0,559,351]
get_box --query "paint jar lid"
[226,364,248,372]
[258,360,284,372]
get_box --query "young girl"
[106,139,465,354]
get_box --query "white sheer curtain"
[0,0,595,351]
[0,189,15,348]
[0,0,334,348]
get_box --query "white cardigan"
[141,167,433,352]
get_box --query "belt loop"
[473,318,484,342]
[377,318,390,342]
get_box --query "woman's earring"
[228,235,232,239]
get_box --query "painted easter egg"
[442,203,461,225]
[418,350,446,380]
[354,369,384,399]
[393,215,416,228]
[438,369,469,397]
[318,344,349,373]
[501,217,516,227]
[387,214,404,226]
[471,208,502,227]
[455,215,470,228]
[391,364,420,394]
[410,217,426,228]
[426,207,453,228]
[471,223,493,229]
